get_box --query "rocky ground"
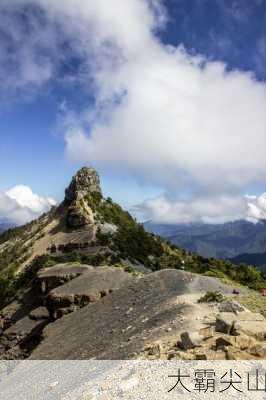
[0,262,265,360]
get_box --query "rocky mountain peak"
[65,167,101,203]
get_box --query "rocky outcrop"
[46,266,136,319]
[66,198,95,228]
[65,167,101,202]
[64,167,100,228]
[167,310,266,360]
[37,263,94,294]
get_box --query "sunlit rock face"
[65,167,102,203]
[64,167,101,228]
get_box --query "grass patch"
[198,291,225,303]
[236,293,266,318]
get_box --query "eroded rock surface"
[65,167,101,202]
[30,269,239,360]
[37,263,94,294]
[46,266,136,318]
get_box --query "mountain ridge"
[145,219,266,261]
[0,167,265,360]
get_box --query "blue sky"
[1,0,266,224]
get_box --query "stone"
[215,313,236,334]
[226,348,255,360]
[218,301,245,314]
[234,334,255,351]
[249,343,266,358]
[216,335,234,349]
[199,326,214,338]
[193,349,207,360]
[234,320,266,341]
[98,223,118,235]
[216,312,264,334]
[180,331,203,350]
[146,343,162,356]
[29,307,50,321]
[213,350,227,360]
[233,312,264,321]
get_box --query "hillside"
[0,167,265,360]
[145,220,266,262]
[230,253,266,269]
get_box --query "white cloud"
[133,191,266,224]
[246,193,266,222]
[132,194,246,224]
[54,0,266,194]
[2,1,266,224]
[0,185,56,225]
[133,192,266,224]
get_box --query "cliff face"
[65,167,102,203]
[64,167,102,228]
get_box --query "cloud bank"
[0,185,56,225]
[1,1,266,224]
[133,193,266,224]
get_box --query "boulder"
[4,317,46,340]
[226,348,255,360]
[234,334,256,350]
[218,301,245,314]
[249,343,266,358]
[145,343,163,357]
[215,333,254,351]
[216,312,265,335]
[233,320,266,341]
[233,312,264,321]
[215,313,236,334]
[2,316,48,355]
[99,223,118,235]
[199,326,214,338]
[29,307,50,321]
[180,331,204,350]
[216,335,235,349]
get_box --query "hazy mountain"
[0,222,14,234]
[145,219,266,261]
[230,253,266,269]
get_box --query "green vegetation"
[236,292,266,318]
[88,194,266,288]
[88,195,164,265]
[198,291,225,303]
[185,256,266,290]
[113,262,143,277]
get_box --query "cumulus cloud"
[246,193,266,223]
[53,0,266,194]
[0,185,56,225]
[133,193,266,225]
[2,0,266,223]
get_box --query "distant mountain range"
[145,219,266,267]
[0,222,13,234]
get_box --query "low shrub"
[198,291,225,303]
